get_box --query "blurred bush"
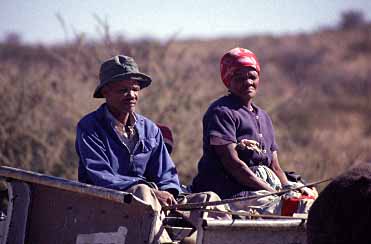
[340,10,367,30]
[0,18,370,189]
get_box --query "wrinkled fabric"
[251,165,282,191]
[229,189,314,217]
[76,103,181,195]
[220,47,261,87]
[229,190,283,216]
[176,191,232,227]
[228,168,315,217]
[127,184,231,244]
[126,184,171,244]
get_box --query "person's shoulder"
[77,111,96,129]
[210,94,233,106]
[208,95,235,111]
[77,105,105,131]
[206,95,242,118]
[254,105,275,126]
[135,113,156,126]
[254,104,270,117]
[135,113,160,134]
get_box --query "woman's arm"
[214,143,276,192]
[270,151,289,186]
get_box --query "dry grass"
[1,20,370,191]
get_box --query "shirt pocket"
[141,138,157,153]
[132,138,157,174]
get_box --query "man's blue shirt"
[76,104,181,195]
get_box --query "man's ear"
[100,86,109,98]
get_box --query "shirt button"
[256,116,259,120]
[258,133,263,138]
[263,149,267,153]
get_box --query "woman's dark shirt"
[192,94,278,198]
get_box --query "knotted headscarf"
[220,47,261,87]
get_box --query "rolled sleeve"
[207,108,237,144]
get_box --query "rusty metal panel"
[25,184,156,244]
[0,166,131,204]
[0,167,159,244]
[4,181,30,244]
[197,219,306,244]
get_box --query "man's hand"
[153,189,177,206]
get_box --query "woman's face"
[228,66,260,102]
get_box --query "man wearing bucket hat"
[76,55,181,204]
[191,48,317,215]
[75,55,230,243]
[76,55,185,244]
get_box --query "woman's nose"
[246,78,254,85]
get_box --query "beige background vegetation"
[1,14,370,191]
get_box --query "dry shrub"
[0,21,371,189]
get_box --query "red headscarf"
[220,47,261,87]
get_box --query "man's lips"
[122,100,136,106]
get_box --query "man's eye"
[118,87,140,94]
[119,89,129,93]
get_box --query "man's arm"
[77,126,178,205]
[76,126,148,191]
[144,127,182,198]
[214,143,276,192]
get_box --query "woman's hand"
[153,189,177,206]
[301,187,319,198]
[283,182,319,198]
[237,139,262,154]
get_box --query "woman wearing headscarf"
[192,47,316,215]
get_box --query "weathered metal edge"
[0,166,132,205]
[202,219,306,231]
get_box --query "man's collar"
[104,106,137,127]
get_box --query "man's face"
[228,66,260,102]
[102,80,140,115]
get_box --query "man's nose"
[127,90,136,97]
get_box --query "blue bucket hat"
[93,55,152,98]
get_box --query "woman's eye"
[235,76,246,82]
